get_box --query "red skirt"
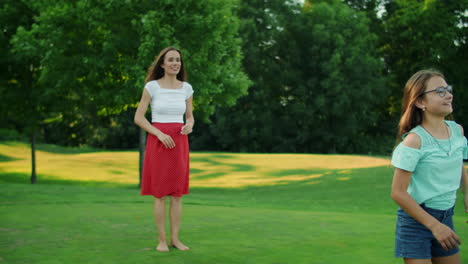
[141,123,189,198]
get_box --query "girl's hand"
[156,133,175,148]
[465,197,468,223]
[431,222,461,250]
[465,197,468,213]
[180,123,193,135]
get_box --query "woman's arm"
[181,96,194,135]
[391,133,461,250]
[134,89,175,148]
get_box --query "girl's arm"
[134,89,175,148]
[391,133,461,250]
[463,164,468,214]
[459,124,468,213]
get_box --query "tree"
[5,0,250,184]
[209,0,387,153]
[283,0,388,153]
[1,0,42,183]
[381,0,468,127]
[201,0,299,152]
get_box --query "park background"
[1,0,467,263]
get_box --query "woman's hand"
[156,133,175,149]
[431,222,461,250]
[180,123,193,135]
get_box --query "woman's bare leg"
[154,197,169,252]
[169,196,189,250]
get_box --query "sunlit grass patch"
[337,177,351,181]
[0,142,390,187]
[189,153,390,187]
[266,169,327,177]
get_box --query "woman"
[391,69,468,263]
[134,47,194,252]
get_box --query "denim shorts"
[395,203,459,259]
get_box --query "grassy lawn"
[0,142,466,263]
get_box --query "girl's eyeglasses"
[419,85,453,97]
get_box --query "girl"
[134,47,194,252]
[391,69,467,263]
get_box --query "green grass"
[0,142,467,264]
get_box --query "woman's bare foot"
[156,242,169,252]
[170,240,190,251]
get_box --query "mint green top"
[391,121,468,210]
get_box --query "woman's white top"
[144,80,193,123]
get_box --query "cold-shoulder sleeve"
[391,143,423,172]
[450,121,468,160]
[185,82,194,100]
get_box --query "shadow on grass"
[231,163,256,172]
[1,141,116,154]
[210,154,237,159]
[0,172,137,189]
[35,143,112,154]
[192,172,226,180]
[188,155,258,182]
[190,168,204,174]
[0,153,22,162]
[109,170,125,175]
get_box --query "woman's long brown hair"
[397,69,445,141]
[144,47,187,83]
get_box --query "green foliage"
[136,0,252,120]
[3,0,250,147]
[381,0,468,125]
[2,0,468,153]
[0,129,26,141]
[292,0,387,153]
[202,0,388,154]
[194,0,298,152]
[0,0,39,135]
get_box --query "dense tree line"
[2,0,467,157]
[197,0,388,154]
[193,0,468,154]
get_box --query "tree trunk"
[30,130,37,184]
[138,127,146,188]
